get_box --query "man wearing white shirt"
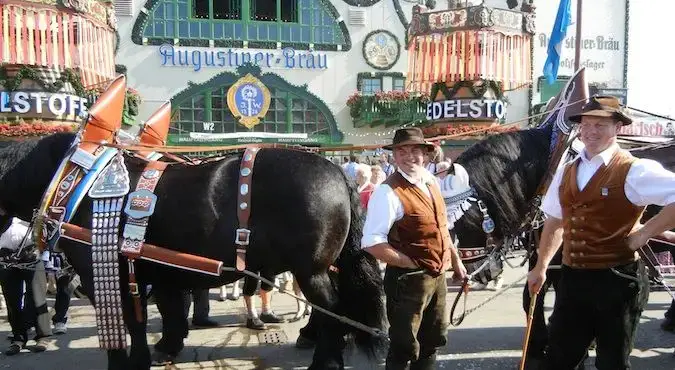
[527,96,675,370]
[362,128,466,370]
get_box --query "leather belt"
[121,160,167,322]
[235,147,260,271]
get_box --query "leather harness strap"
[235,147,260,272]
[121,160,168,322]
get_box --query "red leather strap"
[235,147,260,271]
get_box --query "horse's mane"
[0,133,76,216]
[453,124,553,242]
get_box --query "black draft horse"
[0,133,386,370]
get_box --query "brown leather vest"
[385,172,451,276]
[560,149,644,269]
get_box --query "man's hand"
[451,253,467,281]
[626,227,650,252]
[527,265,547,296]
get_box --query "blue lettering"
[178,50,189,66]
[217,51,226,66]
[204,51,215,66]
[305,53,315,69]
[227,49,238,66]
[317,54,327,69]
[159,44,175,66]
[191,50,202,71]
[283,47,296,68]
[265,53,274,67]
[242,52,251,65]
[253,52,264,66]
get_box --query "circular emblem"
[362,30,401,70]
[143,169,160,179]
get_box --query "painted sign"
[0,91,88,117]
[426,99,506,121]
[226,74,271,129]
[168,133,332,145]
[533,0,626,88]
[159,44,328,72]
[619,119,675,137]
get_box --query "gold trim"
[226,74,271,130]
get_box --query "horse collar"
[235,147,260,272]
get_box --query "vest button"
[571,217,577,222]
[570,252,576,257]
[579,252,584,257]
[571,229,577,234]
[581,240,587,245]
[580,216,586,221]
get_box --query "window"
[137,0,346,48]
[360,78,382,95]
[393,78,405,91]
[173,86,330,136]
[251,0,298,23]
[192,0,241,20]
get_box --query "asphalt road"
[1,265,673,369]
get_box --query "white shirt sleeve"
[453,164,471,189]
[540,165,565,220]
[0,220,29,251]
[361,184,404,249]
[625,158,675,207]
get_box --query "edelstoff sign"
[533,0,626,88]
[159,44,328,72]
[0,91,88,116]
[426,99,506,121]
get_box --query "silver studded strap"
[87,153,131,350]
[234,147,259,272]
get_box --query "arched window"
[133,0,350,51]
[168,67,343,144]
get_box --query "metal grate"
[348,8,366,26]
[257,330,288,344]
[114,0,134,17]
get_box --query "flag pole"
[574,0,583,70]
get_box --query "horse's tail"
[334,174,387,356]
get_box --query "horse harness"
[33,124,266,349]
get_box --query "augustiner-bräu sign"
[426,99,506,121]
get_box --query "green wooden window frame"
[192,0,242,20]
[393,77,405,91]
[173,86,330,136]
[360,78,382,95]
[134,0,350,51]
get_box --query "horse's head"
[0,133,77,222]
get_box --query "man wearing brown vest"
[527,96,675,370]
[362,127,467,370]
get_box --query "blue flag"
[543,0,573,85]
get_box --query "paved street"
[1,265,674,369]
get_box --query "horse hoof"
[150,351,175,366]
[295,335,316,349]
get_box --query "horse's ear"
[80,75,127,152]
[138,101,171,147]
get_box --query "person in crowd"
[371,165,386,186]
[362,127,467,369]
[527,96,675,369]
[342,155,358,181]
[184,288,219,328]
[0,217,51,355]
[356,163,375,211]
[242,272,283,330]
[424,145,444,175]
[379,153,395,177]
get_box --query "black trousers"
[384,266,448,370]
[52,274,72,324]
[543,261,649,370]
[0,267,41,343]
[183,289,209,321]
[242,271,275,296]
